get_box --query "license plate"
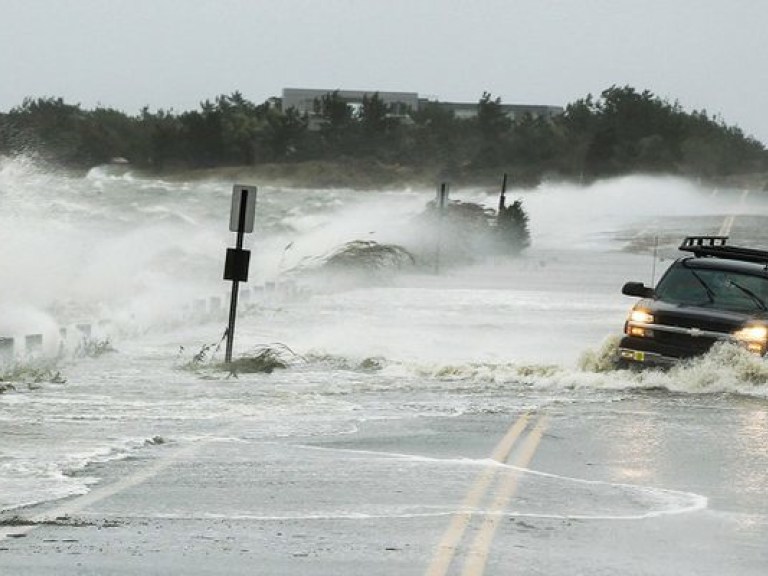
[633,351,646,362]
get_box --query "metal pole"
[651,235,659,286]
[225,189,249,364]
[498,172,508,212]
[435,183,447,274]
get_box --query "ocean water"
[1,154,767,514]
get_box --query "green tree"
[263,106,308,160]
[179,100,224,166]
[216,91,267,164]
[5,97,87,164]
[477,91,511,140]
[313,90,355,156]
[141,107,182,168]
[76,106,145,165]
[1,85,764,179]
[473,92,513,168]
[497,198,531,254]
[356,92,402,159]
[408,102,462,167]
[314,91,353,129]
[358,93,390,134]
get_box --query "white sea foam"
[0,436,157,512]
[2,155,767,516]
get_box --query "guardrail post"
[0,337,13,364]
[25,334,43,357]
[76,324,92,338]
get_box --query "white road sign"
[229,184,257,232]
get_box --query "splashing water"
[4,154,768,518]
[3,155,766,367]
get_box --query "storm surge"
[3,155,768,518]
[0,156,225,341]
[2,154,767,383]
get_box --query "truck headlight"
[626,309,655,337]
[629,309,654,324]
[733,325,768,354]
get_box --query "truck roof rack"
[679,236,768,265]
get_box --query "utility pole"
[434,182,449,274]
[498,172,508,213]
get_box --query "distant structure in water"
[280,88,563,130]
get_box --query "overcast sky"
[2,0,767,143]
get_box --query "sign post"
[498,172,508,213]
[224,184,257,364]
[435,182,449,274]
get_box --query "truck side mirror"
[622,281,655,298]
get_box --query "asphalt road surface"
[2,387,766,575]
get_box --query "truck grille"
[649,310,737,357]
[651,331,720,356]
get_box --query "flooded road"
[2,383,766,575]
[1,157,767,573]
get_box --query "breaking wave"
[305,341,768,400]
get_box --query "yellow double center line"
[717,189,748,237]
[424,412,549,576]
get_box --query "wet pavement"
[2,389,767,575]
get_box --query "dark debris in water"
[0,362,68,389]
[181,339,302,376]
[359,357,385,371]
[224,344,301,375]
[0,515,119,528]
[75,337,116,358]
[284,240,416,282]
[323,240,415,272]
[302,353,388,373]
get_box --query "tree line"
[0,86,765,183]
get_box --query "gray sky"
[2,0,767,144]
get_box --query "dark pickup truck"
[618,236,768,367]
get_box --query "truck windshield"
[655,265,768,312]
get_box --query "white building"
[280,87,563,127]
